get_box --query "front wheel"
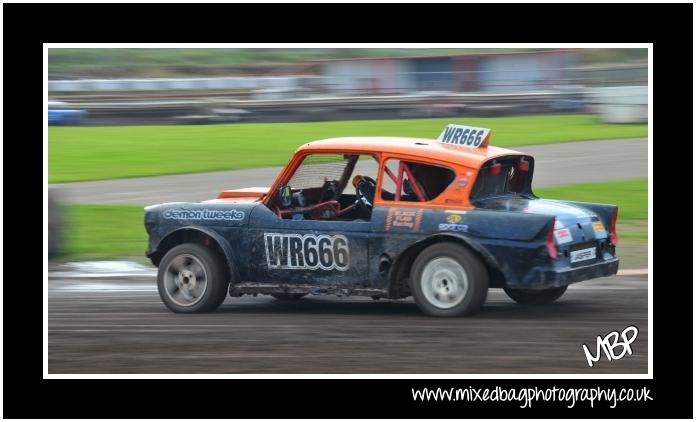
[157,243,229,313]
[503,286,567,305]
[410,242,489,317]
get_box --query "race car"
[144,124,619,317]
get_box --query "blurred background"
[48,47,648,125]
[47,47,648,269]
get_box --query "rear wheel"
[271,293,307,300]
[503,286,567,305]
[410,242,489,317]
[157,243,229,313]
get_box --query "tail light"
[546,218,558,260]
[609,208,619,246]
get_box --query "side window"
[273,153,380,221]
[380,159,455,202]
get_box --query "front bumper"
[507,257,619,290]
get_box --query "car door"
[366,157,460,286]
[247,205,370,287]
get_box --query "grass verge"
[49,115,647,183]
[60,204,147,260]
[535,178,647,220]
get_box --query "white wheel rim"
[163,253,208,307]
[420,257,469,309]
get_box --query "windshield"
[287,154,356,191]
[470,156,534,201]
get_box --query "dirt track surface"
[52,138,647,205]
[48,274,648,374]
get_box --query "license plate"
[570,247,597,263]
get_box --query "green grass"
[49,115,647,183]
[535,178,648,220]
[59,179,647,260]
[61,205,147,259]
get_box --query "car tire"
[503,286,567,305]
[271,293,307,300]
[410,242,489,317]
[157,243,229,313]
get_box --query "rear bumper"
[508,258,619,290]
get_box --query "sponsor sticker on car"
[385,208,424,232]
[554,228,573,244]
[438,223,468,232]
[592,221,607,236]
[163,208,245,221]
[446,214,463,224]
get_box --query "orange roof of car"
[297,137,527,169]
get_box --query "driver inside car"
[352,175,377,217]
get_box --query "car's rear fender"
[148,226,240,283]
[455,209,556,241]
[557,200,619,229]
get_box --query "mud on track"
[48,275,648,374]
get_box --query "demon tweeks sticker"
[163,208,245,221]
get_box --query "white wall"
[585,86,648,123]
[48,77,308,92]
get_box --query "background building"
[319,49,578,94]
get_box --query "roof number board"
[438,124,491,148]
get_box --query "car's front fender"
[149,226,241,282]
